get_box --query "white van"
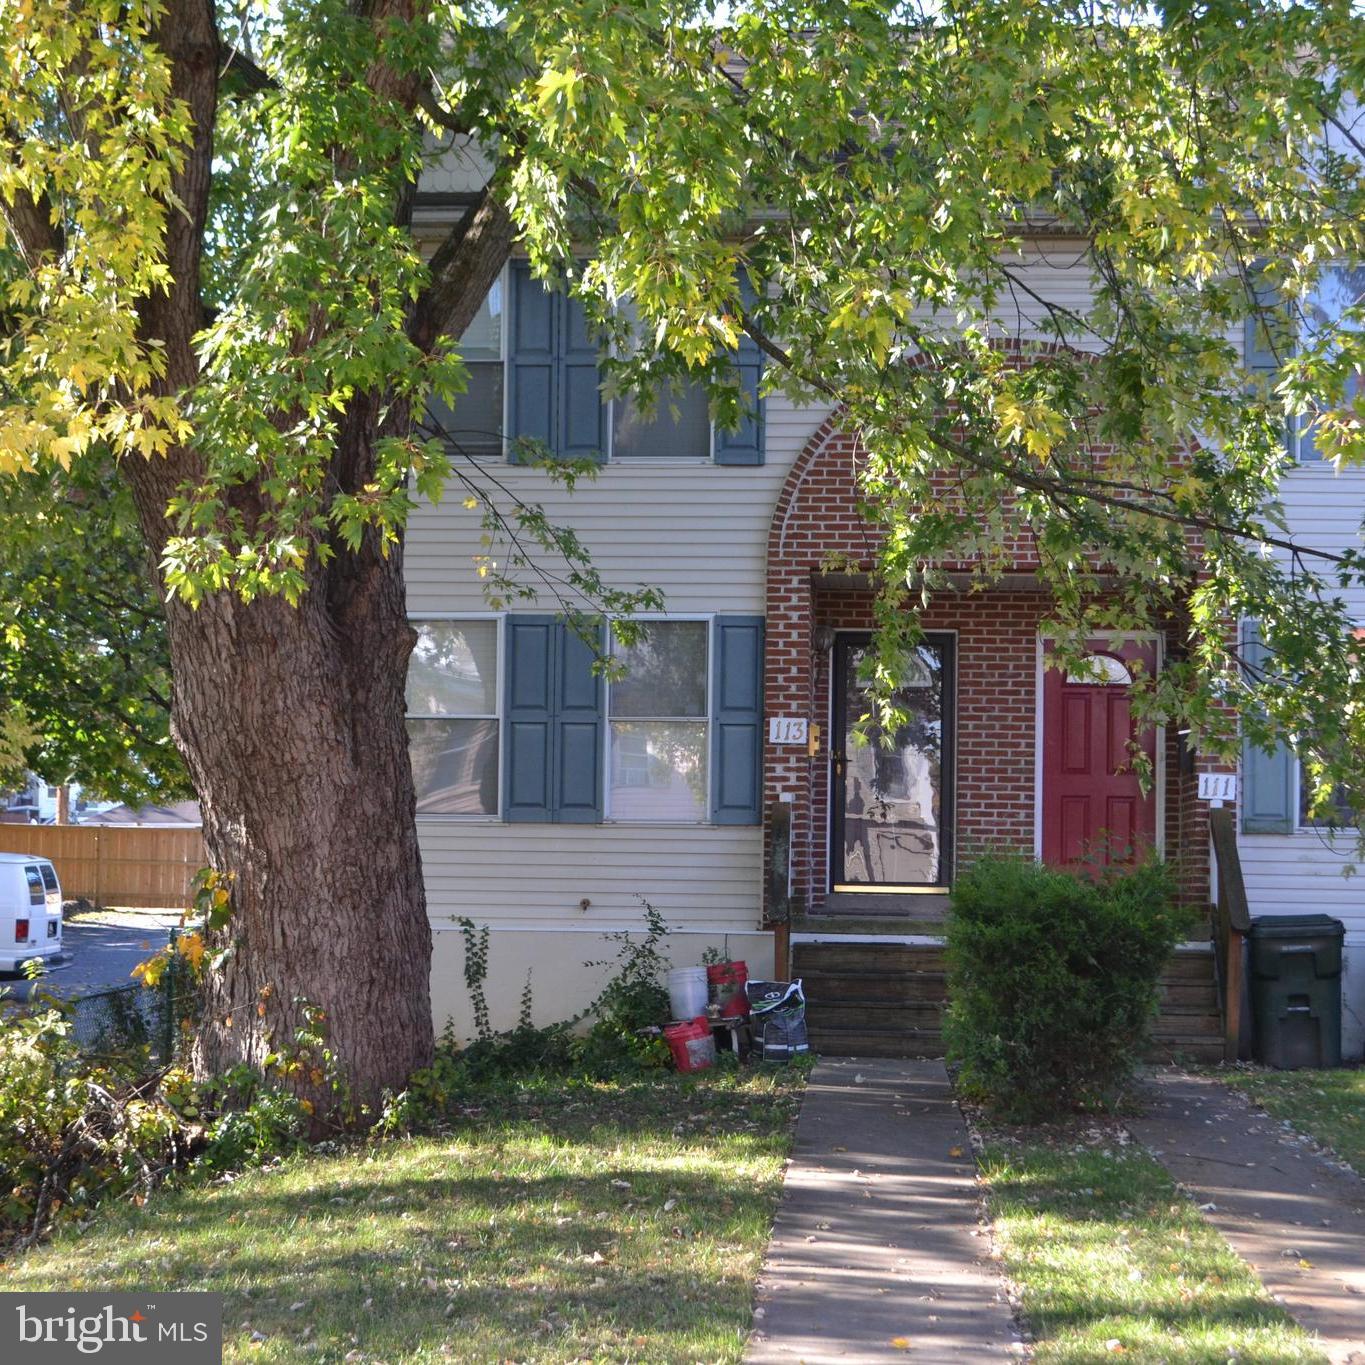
[0,852,63,972]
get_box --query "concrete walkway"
[1129,1072,1365,1365]
[746,1057,1017,1363]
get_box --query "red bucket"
[707,960,749,1018]
[664,1016,716,1072]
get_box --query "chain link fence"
[5,934,200,1064]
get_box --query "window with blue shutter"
[715,279,765,466]
[602,617,764,823]
[504,265,763,465]
[710,616,765,823]
[507,264,606,464]
[1246,264,1365,463]
[503,616,604,822]
[1244,270,1301,462]
[1239,618,1295,834]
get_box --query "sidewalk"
[746,1057,1017,1363]
[1129,1071,1365,1365]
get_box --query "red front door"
[1042,640,1157,869]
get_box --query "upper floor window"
[1247,262,1365,463]
[406,620,500,816]
[427,282,504,460]
[428,265,762,466]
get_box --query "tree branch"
[738,310,1348,568]
[410,183,516,351]
[0,183,60,268]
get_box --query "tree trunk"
[123,449,432,1122]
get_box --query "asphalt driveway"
[0,906,179,1002]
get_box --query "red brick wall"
[762,416,1227,920]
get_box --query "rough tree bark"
[104,0,517,1117]
[123,485,436,1113]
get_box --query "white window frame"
[1293,759,1357,834]
[487,264,721,466]
[603,613,714,824]
[406,612,505,822]
[1277,261,1365,469]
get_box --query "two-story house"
[406,160,1363,1061]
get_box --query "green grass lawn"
[4,1068,804,1364]
[1217,1067,1365,1175]
[980,1139,1327,1363]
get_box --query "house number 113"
[768,717,809,746]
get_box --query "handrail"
[1209,806,1250,1062]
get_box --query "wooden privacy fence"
[0,825,205,907]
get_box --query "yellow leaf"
[176,931,205,971]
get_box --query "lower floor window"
[608,720,708,819]
[608,621,709,821]
[407,620,500,816]
[1298,760,1356,829]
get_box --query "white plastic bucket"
[667,967,708,1021]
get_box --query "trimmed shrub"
[942,856,1196,1120]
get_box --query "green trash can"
[1249,914,1344,1070]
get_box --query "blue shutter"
[1240,619,1295,833]
[1244,270,1312,461]
[502,615,604,822]
[555,620,605,822]
[503,616,556,820]
[557,293,607,462]
[508,263,554,463]
[711,616,765,824]
[715,280,764,466]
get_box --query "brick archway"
[761,413,1224,923]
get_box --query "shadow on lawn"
[30,1162,773,1359]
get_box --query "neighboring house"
[0,775,53,823]
[0,776,119,825]
[406,153,1361,1055]
[1236,263,1365,1058]
[79,801,202,827]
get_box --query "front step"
[793,941,1223,1062]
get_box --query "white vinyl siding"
[417,822,763,932]
[406,387,829,615]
